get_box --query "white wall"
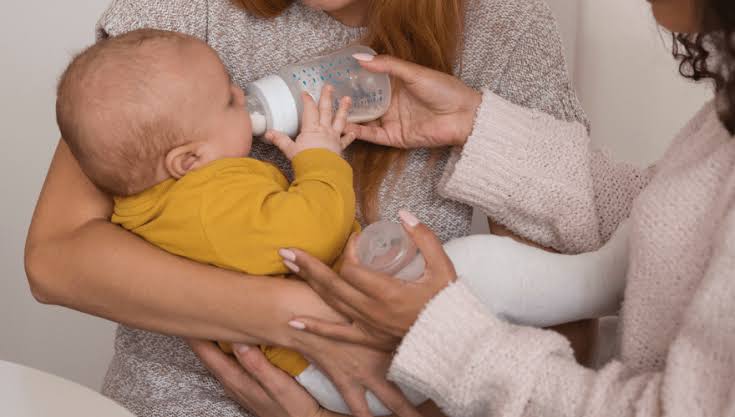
[574,1,712,165]
[0,1,116,390]
[0,0,715,391]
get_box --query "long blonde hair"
[233,0,464,221]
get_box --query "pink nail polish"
[233,343,250,354]
[279,248,296,262]
[284,260,300,273]
[352,53,375,62]
[288,320,306,330]
[398,210,420,227]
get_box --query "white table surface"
[0,360,135,417]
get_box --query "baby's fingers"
[341,132,357,150]
[267,130,295,159]
[301,92,319,128]
[318,84,335,126]
[333,96,352,133]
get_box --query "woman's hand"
[344,54,482,148]
[281,211,457,351]
[189,338,422,417]
[188,339,339,417]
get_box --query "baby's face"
[173,42,254,161]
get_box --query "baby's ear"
[165,143,203,179]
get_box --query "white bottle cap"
[246,75,299,138]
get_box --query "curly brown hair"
[673,0,735,133]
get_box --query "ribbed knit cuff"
[388,280,573,415]
[438,90,539,213]
[388,281,501,400]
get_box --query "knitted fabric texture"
[392,96,735,417]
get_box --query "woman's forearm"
[27,216,289,344]
[24,140,331,347]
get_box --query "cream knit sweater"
[389,92,735,417]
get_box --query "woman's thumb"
[398,210,456,279]
[353,54,422,85]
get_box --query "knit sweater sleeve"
[389,212,735,417]
[95,0,208,40]
[439,91,652,253]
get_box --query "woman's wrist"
[454,89,483,146]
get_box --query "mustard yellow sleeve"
[201,149,356,275]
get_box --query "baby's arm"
[444,220,631,327]
[202,149,355,274]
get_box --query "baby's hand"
[266,85,355,160]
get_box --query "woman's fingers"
[290,317,397,351]
[318,85,335,126]
[284,247,375,313]
[333,96,352,132]
[343,122,393,146]
[186,339,274,412]
[301,92,319,127]
[338,262,406,299]
[365,381,423,417]
[232,344,317,417]
[331,379,372,417]
[398,210,457,283]
[340,132,357,150]
[353,54,424,87]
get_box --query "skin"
[275,0,701,413]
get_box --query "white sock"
[295,364,426,416]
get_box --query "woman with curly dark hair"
[222,0,735,415]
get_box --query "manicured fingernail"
[284,260,300,273]
[279,249,296,262]
[233,343,250,354]
[288,320,306,330]
[398,210,420,227]
[352,53,375,62]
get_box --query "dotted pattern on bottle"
[290,57,386,115]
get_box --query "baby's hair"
[56,28,197,196]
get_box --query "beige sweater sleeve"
[388,212,735,417]
[439,91,652,253]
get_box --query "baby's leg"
[444,220,631,328]
[296,364,426,416]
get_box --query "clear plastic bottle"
[245,45,392,138]
[356,221,426,281]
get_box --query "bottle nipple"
[250,111,267,137]
[246,94,268,137]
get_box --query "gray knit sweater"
[94,1,585,416]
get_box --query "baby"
[55,28,422,415]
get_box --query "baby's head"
[56,29,253,196]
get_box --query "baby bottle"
[356,221,426,281]
[245,45,392,138]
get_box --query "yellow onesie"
[112,148,357,377]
